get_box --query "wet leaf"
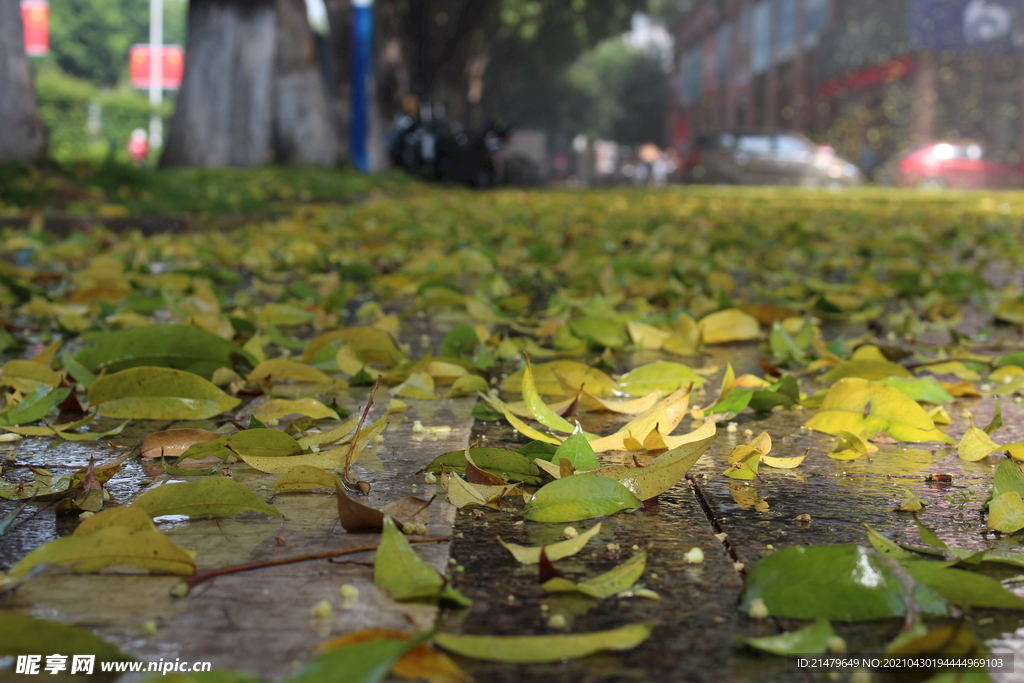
[587,386,691,452]
[253,398,340,421]
[131,478,282,519]
[0,612,134,660]
[879,377,955,404]
[241,416,386,474]
[287,634,427,683]
[374,516,470,605]
[821,359,912,383]
[76,324,255,379]
[442,471,514,509]
[336,482,388,531]
[247,359,334,397]
[302,327,406,368]
[87,367,240,420]
[480,392,562,445]
[522,357,576,432]
[904,562,1024,610]
[316,628,469,683]
[448,374,488,397]
[9,506,196,577]
[180,428,303,461]
[805,378,953,443]
[0,386,71,426]
[958,417,1000,461]
[498,522,602,564]
[748,375,800,412]
[616,361,706,396]
[433,623,651,663]
[740,545,948,621]
[393,372,437,400]
[501,361,618,398]
[987,492,1024,533]
[274,465,342,494]
[0,359,61,393]
[522,473,642,522]
[423,448,543,485]
[828,430,876,460]
[595,418,716,499]
[741,619,835,656]
[554,426,600,471]
[543,550,647,598]
[141,428,221,458]
[698,308,760,344]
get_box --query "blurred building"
[669,0,1024,178]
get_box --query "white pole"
[148,0,164,150]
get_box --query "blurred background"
[6,0,1024,190]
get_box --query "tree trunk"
[161,0,276,167]
[0,0,46,163]
[162,0,338,168]
[272,0,339,164]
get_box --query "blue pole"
[350,0,373,173]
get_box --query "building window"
[752,0,772,73]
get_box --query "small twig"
[183,535,450,592]
[342,375,381,490]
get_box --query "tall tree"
[161,0,338,167]
[0,0,47,163]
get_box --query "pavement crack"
[686,474,741,567]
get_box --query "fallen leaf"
[254,398,341,421]
[141,428,221,458]
[9,506,196,577]
[698,308,760,344]
[805,378,953,443]
[741,619,835,656]
[87,367,240,420]
[0,612,134,661]
[522,473,642,522]
[374,516,470,605]
[543,550,647,598]
[433,623,651,663]
[497,522,602,564]
[131,478,283,518]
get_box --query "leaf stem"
[182,535,450,592]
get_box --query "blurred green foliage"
[45,0,187,87]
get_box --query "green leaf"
[821,359,913,383]
[374,516,471,606]
[543,550,647,598]
[988,491,1024,533]
[76,324,255,379]
[594,419,716,500]
[741,619,835,656]
[0,612,134,660]
[62,350,97,387]
[993,459,1024,499]
[748,375,800,412]
[423,447,543,485]
[553,426,600,471]
[984,399,1003,435]
[879,377,955,405]
[441,325,480,359]
[903,562,1024,610]
[87,367,240,420]
[180,428,304,462]
[130,478,282,519]
[273,465,343,494]
[285,635,427,683]
[740,545,948,621]
[0,386,70,426]
[805,378,953,443]
[522,356,576,432]
[522,473,642,522]
[616,361,706,395]
[9,511,196,578]
[769,320,808,365]
[433,623,651,663]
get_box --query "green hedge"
[34,67,172,164]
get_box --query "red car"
[897,141,1024,189]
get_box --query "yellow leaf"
[253,398,340,421]
[393,372,437,400]
[805,378,953,444]
[0,360,61,393]
[497,522,602,564]
[958,419,1001,462]
[479,392,562,445]
[87,367,240,420]
[9,512,196,578]
[761,453,807,469]
[698,308,760,344]
[626,320,671,350]
[587,386,691,453]
[501,361,617,398]
[522,356,576,433]
[248,359,333,397]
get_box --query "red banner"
[819,55,916,99]
[129,45,185,89]
[21,0,49,56]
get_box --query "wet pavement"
[3,341,1024,683]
